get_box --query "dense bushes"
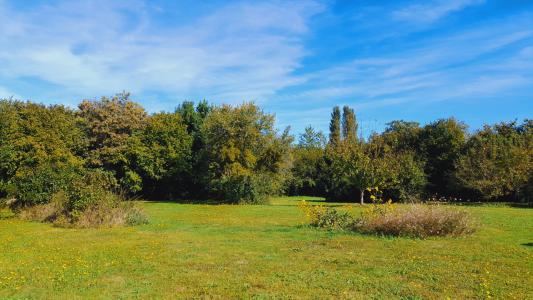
[1,94,530,211]
[0,96,293,211]
[456,121,532,203]
[8,165,147,228]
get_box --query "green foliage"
[456,120,532,202]
[78,92,147,193]
[218,173,273,204]
[299,202,353,230]
[342,105,358,142]
[202,103,290,203]
[298,125,326,149]
[175,100,212,197]
[0,100,86,197]
[328,106,341,146]
[9,164,78,207]
[9,165,117,213]
[325,141,375,203]
[419,118,467,195]
[0,95,529,206]
[132,112,193,199]
[287,146,325,196]
[382,120,422,152]
[64,169,118,215]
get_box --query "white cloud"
[393,0,485,24]
[271,14,533,111]
[0,86,21,99]
[0,0,323,105]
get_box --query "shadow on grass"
[509,203,533,209]
[430,202,532,209]
[521,242,533,247]
[141,199,251,205]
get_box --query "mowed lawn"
[1,197,532,299]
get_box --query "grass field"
[1,197,532,299]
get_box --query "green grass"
[1,197,532,299]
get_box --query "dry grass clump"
[299,200,476,238]
[356,204,476,238]
[71,201,148,228]
[17,191,148,228]
[18,201,62,222]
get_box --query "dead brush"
[355,204,476,238]
[17,190,148,228]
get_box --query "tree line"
[0,93,531,207]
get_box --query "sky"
[0,0,532,136]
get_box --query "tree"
[382,120,421,152]
[201,103,290,203]
[329,106,341,146]
[342,106,358,142]
[327,141,387,204]
[299,125,326,149]
[132,112,193,199]
[78,92,147,193]
[455,120,532,202]
[287,126,326,196]
[175,100,212,197]
[419,118,467,196]
[0,100,87,204]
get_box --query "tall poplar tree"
[329,106,341,146]
[342,106,358,142]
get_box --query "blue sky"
[0,0,532,136]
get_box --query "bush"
[63,169,117,215]
[298,200,475,238]
[298,201,352,230]
[218,173,272,204]
[69,200,148,228]
[18,190,148,228]
[355,204,476,238]
[9,165,77,207]
[10,166,148,228]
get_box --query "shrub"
[18,190,148,228]
[69,200,148,228]
[11,166,147,228]
[298,200,352,230]
[218,173,272,204]
[355,204,476,238]
[298,200,475,238]
[9,165,77,207]
[63,169,118,215]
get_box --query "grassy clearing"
[1,197,532,299]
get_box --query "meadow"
[1,197,532,299]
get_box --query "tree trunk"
[360,189,364,205]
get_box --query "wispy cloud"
[0,86,21,99]
[0,0,531,136]
[0,0,322,106]
[269,12,533,133]
[392,0,485,24]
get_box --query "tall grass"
[17,191,148,228]
[356,204,476,238]
[299,201,476,238]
